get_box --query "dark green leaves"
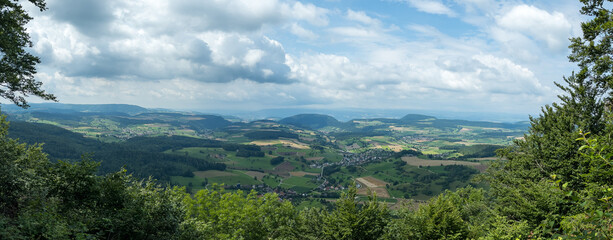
[0,0,55,108]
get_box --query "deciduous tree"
[0,0,55,108]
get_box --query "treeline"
[4,105,613,239]
[243,130,299,140]
[0,118,585,239]
[7,121,228,181]
[23,111,233,129]
[391,165,478,198]
[439,144,503,159]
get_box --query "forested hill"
[279,113,529,131]
[3,103,529,132]
[279,113,344,129]
[7,121,227,181]
[2,103,150,115]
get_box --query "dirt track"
[356,176,390,198]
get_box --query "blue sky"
[18,0,585,119]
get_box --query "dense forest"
[7,122,230,181]
[2,0,613,239]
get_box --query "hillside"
[279,113,343,129]
[8,121,226,181]
[1,103,529,201]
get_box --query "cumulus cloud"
[285,47,547,110]
[496,5,572,51]
[22,0,576,115]
[170,0,286,32]
[47,0,117,36]
[290,2,330,26]
[29,0,295,84]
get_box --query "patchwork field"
[244,171,267,180]
[6,104,526,202]
[402,156,482,167]
[272,161,296,176]
[194,170,236,178]
[250,139,311,149]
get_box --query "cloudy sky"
[20,0,585,118]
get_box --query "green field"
[6,106,523,201]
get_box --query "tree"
[0,0,56,108]
[0,114,186,239]
[323,186,389,240]
[181,185,298,239]
[482,0,613,237]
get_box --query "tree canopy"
[0,0,55,108]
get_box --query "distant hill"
[132,113,232,130]
[396,113,529,130]
[278,112,529,132]
[2,103,150,115]
[279,114,342,129]
[4,105,233,130]
[400,114,435,122]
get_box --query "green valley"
[3,104,526,204]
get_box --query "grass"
[401,156,482,167]
[262,176,281,187]
[281,176,319,193]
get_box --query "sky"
[19,0,586,119]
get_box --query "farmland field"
[402,156,482,167]
[356,176,390,198]
[4,103,527,202]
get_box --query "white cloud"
[285,46,548,111]
[329,27,380,38]
[346,10,381,26]
[22,0,579,116]
[496,5,572,51]
[29,1,294,83]
[289,23,318,40]
[289,2,329,26]
[405,0,456,17]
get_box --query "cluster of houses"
[308,149,393,170]
[101,126,211,140]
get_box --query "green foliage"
[440,144,504,159]
[294,207,328,239]
[8,122,227,181]
[384,187,492,239]
[323,164,341,176]
[0,115,186,239]
[181,184,297,239]
[548,132,613,239]
[482,2,613,238]
[0,0,56,107]
[270,156,285,165]
[323,186,389,240]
